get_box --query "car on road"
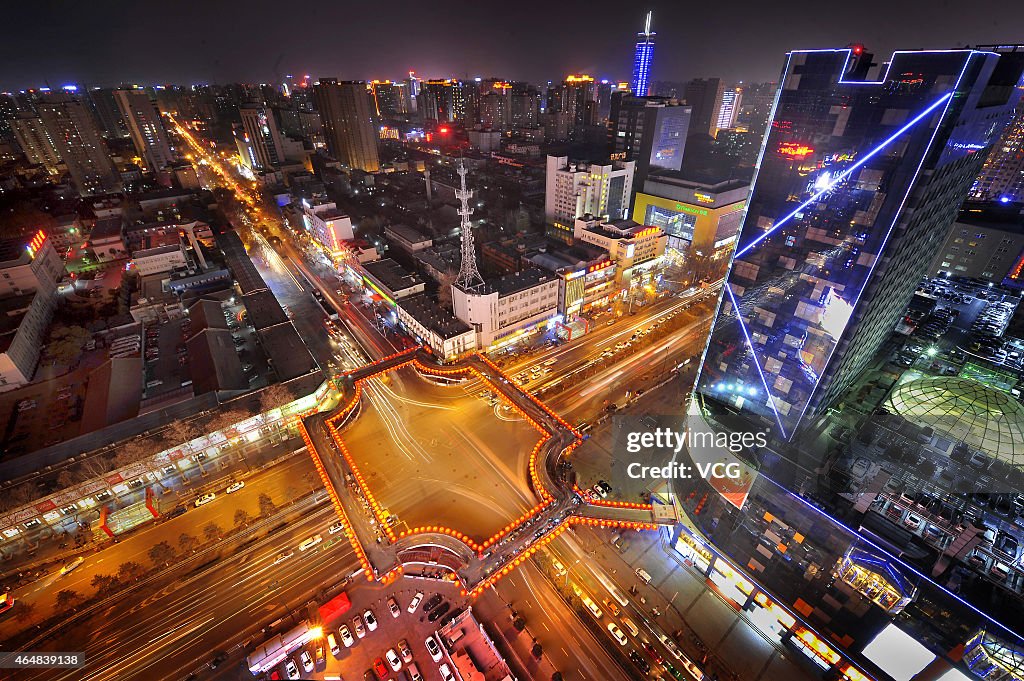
[629,650,651,675]
[284,657,300,680]
[194,493,216,507]
[373,657,389,680]
[329,521,345,534]
[387,596,401,618]
[386,648,402,671]
[273,550,293,564]
[607,622,627,645]
[423,594,443,612]
[298,534,323,551]
[643,643,664,664]
[60,557,84,576]
[300,649,314,673]
[428,602,450,622]
[398,639,413,663]
[225,480,244,493]
[363,609,378,631]
[408,591,423,613]
[339,624,355,647]
[352,616,366,638]
[425,636,442,662]
[439,663,456,681]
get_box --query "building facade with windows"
[544,155,635,238]
[695,47,1024,440]
[933,201,1024,283]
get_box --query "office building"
[971,104,1024,202]
[238,104,286,170]
[313,79,380,172]
[546,75,598,136]
[573,216,667,286]
[37,93,121,195]
[87,87,128,139]
[0,230,63,391]
[684,77,725,137]
[11,115,61,172]
[608,94,691,186]
[715,86,743,134]
[632,174,747,280]
[933,201,1024,283]
[452,268,559,348]
[300,196,355,259]
[544,155,635,237]
[113,88,174,170]
[370,80,408,117]
[695,47,1024,440]
[630,11,656,96]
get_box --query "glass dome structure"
[885,377,1024,468]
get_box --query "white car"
[351,616,366,639]
[607,623,627,646]
[194,493,216,507]
[327,632,341,657]
[284,657,300,680]
[387,596,401,618]
[60,557,84,576]
[339,624,355,647]
[298,534,323,551]
[300,649,313,673]
[363,609,378,631]
[329,521,346,535]
[398,639,413,663]
[386,648,402,672]
[408,591,424,613]
[425,636,442,662]
[439,663,456,681]
[225,481,244,493]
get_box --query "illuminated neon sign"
[26,229,47,258]
[778,142,815,159]
[693,192,715,204]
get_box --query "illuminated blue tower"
[694,47,1024,440]
[630,11,655,96]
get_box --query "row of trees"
[37,493,279,625]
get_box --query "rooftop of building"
[256,323,319,381]
[483,267,557,297]
[90,215,125,241]
[385,223,433,245]
[0,235,31,265]
[186,299,228,332]
[643,170,750,195]
[134,243,182,258]
[186,327,247,395]
[579,217,659,239]
[398,295,472,340]
[956,200,1024,233]
[216,230,267,295]
[362,258,425,293]
[241,289,289,330]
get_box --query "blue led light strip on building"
[736,91,954,259]
[725,285,788,438]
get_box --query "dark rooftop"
[957,200,1024,233]
[398,295,472,340]
[216,230,267,295]
[257,323,319,381]
[362,258,425,294]
[242,289,289,330]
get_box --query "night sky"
[4,0,1020,90]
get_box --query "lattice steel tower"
[454,160,485,290]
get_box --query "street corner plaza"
[306,350,585,572]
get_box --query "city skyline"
[6,0,1024,90]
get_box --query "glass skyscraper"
[695,47,1024,440]
[630,11,655,97]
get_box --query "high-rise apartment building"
[238,104,286,170]
[608,94,691,186]
[695,47,1024,440]
[714,86,743,134]
[510,81,539,127]
[87,87,128,139]
[11,115,61,172]
[546,75,598,138]
[37,93,121,195]
[313,79,380,172]
[684,77,725,137]
[113,88,174,170]
[971,104,1024,202]
[370,80,408,117]
[544,155,635,233]
[630,11,655,96]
